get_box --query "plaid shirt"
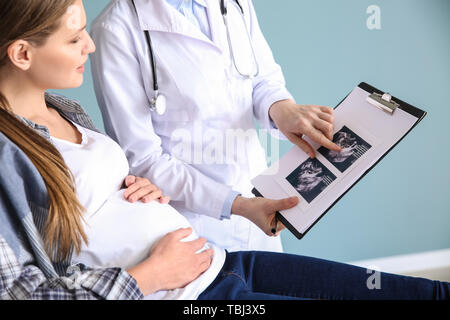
[0,93,143,300]
[0,236,142,300]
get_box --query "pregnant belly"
[73,190,200,270]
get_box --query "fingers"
[123,177,154,198]
[140,189,163,203]
[287,116,339,157]
[187,237,208,251]
[319,106,334,115]
[317,112,334,126]
[297,105,340,154]
[171,227,194,241]
[305,126,341,152]
[166,230,210,256]
[128,184,160,202]
[313,107,339,150]
[314,118,334,141]
[282,104,340,157]
[198,248,214,261]
[198,259,212,274]
[316,109,335,142]
[123,176,170,203]
[272,221,286,237]
[124,175,136,187]
[159,195,171,204]
[198,249,214,270]
[286,132,315,157]
[276,223,286,236]
[270,196,299,212]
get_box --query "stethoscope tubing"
[131,0,258,114]
[144,30,158,92]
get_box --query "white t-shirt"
[51,121,225,300]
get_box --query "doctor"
[90,0,341,252]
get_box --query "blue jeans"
[198,251,450,300]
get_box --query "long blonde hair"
[0,0,87,262]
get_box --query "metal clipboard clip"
[366,92,400,114]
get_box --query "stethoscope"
[131,0,259,116]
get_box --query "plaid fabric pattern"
[0,93,143,300]
[0,237,143,300]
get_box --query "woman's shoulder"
[0,131,48,203]
[0,131,25,157]
[45,92,86,114]
[44,92,100,133]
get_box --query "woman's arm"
[0,228,212,299]
[0,144,209,299]
[0,140,141,300]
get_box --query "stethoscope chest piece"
[152,93,167,116]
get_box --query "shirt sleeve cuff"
[268,102,290,141]
[220,190,241,220]
[262,92,292,122]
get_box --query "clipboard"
[251,82,427,239]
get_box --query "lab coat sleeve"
[247,0,293,140]
[90,21,233,220]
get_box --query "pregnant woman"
[0,0,448,300]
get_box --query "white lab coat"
[90,0,293,252]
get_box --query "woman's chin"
[68,72,85,88]
[52,77,84,90]
[74,74,84,87]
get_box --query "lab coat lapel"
[205,0,228,53]
[133,0,222,52]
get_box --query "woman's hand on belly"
[126,227,213,296]
[122,175,171,204]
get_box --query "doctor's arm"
[90,22,234,220]
[246,0,341,157]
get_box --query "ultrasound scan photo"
[318,126,372,173]
[286,158,337,203]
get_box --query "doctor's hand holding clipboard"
[231,100,342,236]
[90,0,341,252]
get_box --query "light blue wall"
[53,0,450,263]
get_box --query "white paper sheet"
[251,86,420,236]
